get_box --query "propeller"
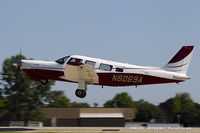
[13,60,22,82]
[12,49,23,83]
[12,60,22,67]
[0,49,25,89]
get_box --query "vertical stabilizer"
[163,45,194,74]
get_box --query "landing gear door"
[78,64,99,84]
[64,65,79,82]
[63,64,99,84]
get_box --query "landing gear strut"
[41,79,48,85]
[75,80,87,98]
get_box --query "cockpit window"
[67,58,83,66]
[55,56,70,64]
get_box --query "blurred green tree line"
[104,91,200,127]
[0,54,200,126]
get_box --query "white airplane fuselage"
[21,56,188,86]
[14,45,194,98]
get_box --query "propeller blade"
[12,60,22,68]
[12,60,22,82]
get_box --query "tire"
[75,89,86,98]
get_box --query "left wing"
[63,64,99,84]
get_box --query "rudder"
[163,45,194,74]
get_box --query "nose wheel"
[75,89,87,98]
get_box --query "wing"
[78,64,99,84]
[63,64,99,84]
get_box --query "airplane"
[13,45,194,98]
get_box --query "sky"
[0,0,200,106]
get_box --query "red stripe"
[23,69,182,87]
[23,69,64,80]
[168,46,194,63]
[97,73,181,86]
[166,63,187,68]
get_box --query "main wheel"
[75,89,86,98]
[41,79,48,85]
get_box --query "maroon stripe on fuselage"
[97,73,180,86]
[22,69,64,80]
[22,69,181,87]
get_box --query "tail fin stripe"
[163,45,194,74]
[168,46,194,63]
[166,63,187,68]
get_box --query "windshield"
[55,56,70,64]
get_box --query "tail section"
[163,45,194,74]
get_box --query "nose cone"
[12,60,22,67]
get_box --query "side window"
[85,60,96,68]
[116,67,124,72]
[67,58,83,66]
[99,63,113,71]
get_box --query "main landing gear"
[40,79,48,85]
[75,80,87,98]
[40,78,87,98]
[75,89,86,98]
